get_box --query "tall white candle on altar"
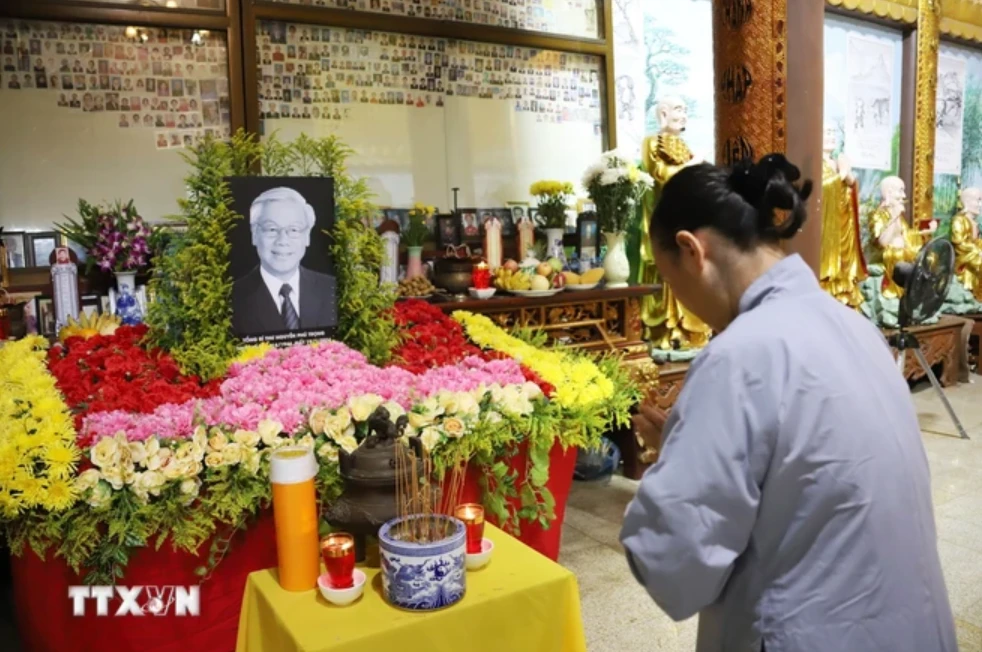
[484,215,502,269]
[517,216,534,262]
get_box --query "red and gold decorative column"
[712,0,824,273]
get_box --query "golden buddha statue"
[868,177,931,299]
[639,97,711,351]
[819,126,866,308]
[951,187,982,302]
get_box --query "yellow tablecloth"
[236,524,587,652]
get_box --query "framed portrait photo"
[459,209,481,243]
[35,296,56,337]
[226,177,337,345]
[436,214,459,248]
[1,230,27,269]
[26,231,58,267]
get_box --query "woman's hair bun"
[727,153,813,240]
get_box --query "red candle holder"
[455,503,485,554]
[320,532,355,589]
[471,261,491,289]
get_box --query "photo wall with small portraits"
[1,20,232,151]
[269,0,600,39]
[257,21,605,210]
[0,20,234,227]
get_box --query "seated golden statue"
[639,97,711,352]
[951,187,982,302]
[819,127,866,308]
[867,177,931,299]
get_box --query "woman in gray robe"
[620,154,956,652]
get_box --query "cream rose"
[408,410,434,430]
[419,427,441,452]
[134,470,166,498]
[308,409,330,435]
[522,381,543,400]
[221,442,244,466]
[90,436,120,469]
[324,410,353,440]
[161,458,185,481]
[454,392,480,418]
[192,426,208,451]
[442,417,466,439]
[243,449,262,475]
[102,466,126,491]
[180,478,201,505]
[297,434,316,451]
[145,447,171,472]
[88,481,113,509]
[75,468,102,493]
[348,394,384,423]
[204,451,225,468]
[208,430,228,452]
[232,429,261,449]
[127,441,148,466]
[338,435,359,454]
[317,443,339,463]
[145,438,161,458]
[258,419,284,446]
[382,401,405,421]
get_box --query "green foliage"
[144,134,242,381]
[403,213,429,248]
[144,129,396,376]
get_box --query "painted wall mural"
[824,13,904,205]
[612,0,714,162]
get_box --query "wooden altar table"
[884,315,970,387]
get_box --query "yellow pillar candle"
[270,446,320,592]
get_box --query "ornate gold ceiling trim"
[826,0,918,23]
[941,1,982,43]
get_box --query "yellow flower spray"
[0,336,81,517]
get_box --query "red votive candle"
[320,533,355,589]
[472,261,491,289]
[455,503,485,554]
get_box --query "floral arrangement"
[529,180,575,229]
[581,149,654,234]
[404,203,435,248]
[56,199,151,273]
[0,336,81,518]
[48,325,220,436]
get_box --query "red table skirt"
[12,512,278,652]
[443,440,578,562]
[12,442,577,652]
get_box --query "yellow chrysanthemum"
[452,311,615,410]
[232,343,273,366]
[0,337,82,515]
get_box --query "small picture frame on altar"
[506,202,529,236]
[81,294,102,317]
[1,231,27,269]
[436,214,459,248]
[490,208,514,237]
[459,209,481,243]
[26,232,58,268]
[576,212,599,265]
[35,296,55,337]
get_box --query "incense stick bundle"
[393,440,469,543]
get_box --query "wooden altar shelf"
[437,285,657,359]
[884,315,967,387]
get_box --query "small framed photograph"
[576,212,599,264]
[26,231,58,267]
[35,296,56,337]
[1,230,27,268]
[436,214,459,248]
[81,294,102,318]
[459,209,480,242]
[506,202,530,229]
[490,207,515,237]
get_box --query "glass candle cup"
[471,261,491,289]
[455,503,485,554]
[320,532,356,589]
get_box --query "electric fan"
[888,237,968,439]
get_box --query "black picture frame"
[35,296,55,337]
[226,177,337,346]
[26,231,58,268]
[436,214,459,248]
[459,208,481,243]
[576,212,599,263]
[0,230,27,269]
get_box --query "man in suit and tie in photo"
[232,187,336,336]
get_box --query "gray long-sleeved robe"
[620,254,956,652]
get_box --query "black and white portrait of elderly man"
[230,184,337,338]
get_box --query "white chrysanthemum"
[600,168,624,186]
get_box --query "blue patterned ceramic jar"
[378,515,467,611]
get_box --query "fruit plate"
[508,289,564,298]
[565,283,600,291]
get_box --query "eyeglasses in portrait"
[226,178,337,345]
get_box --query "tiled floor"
[3,377,982,650]
[559,376,982,651]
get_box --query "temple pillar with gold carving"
[712,0,825,274]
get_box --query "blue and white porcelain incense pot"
[378,514,466,611]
